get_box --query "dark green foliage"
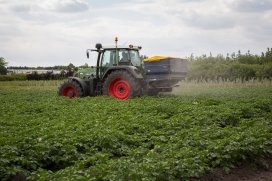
[0,74,27,81]
[0,57,7,75]
[26,71,67,80]
[188,48,272,81]
[0,86,271,180]
[0,72,67,81]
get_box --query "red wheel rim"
[109,79,131,100]
[61,86,78,97]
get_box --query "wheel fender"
[102,66,144,80]
[69,77,88,96]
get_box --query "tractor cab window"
[101,51,111,67]
[119,50,129,64]
[129,50,141,66]
[100,50,117,76]
[118,49,141,66]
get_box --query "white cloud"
[230,0,272,12]
[39,0,89,13]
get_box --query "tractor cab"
[98,46,142,77]
[85,42,143,82]
[100,47,142,67]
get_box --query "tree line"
[187,48,272,81]
[0,60,79,81]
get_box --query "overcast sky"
[0,0,272,67]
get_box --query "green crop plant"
[0,81,271,180]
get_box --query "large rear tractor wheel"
[58,79,83,98]
[103,71,141,100]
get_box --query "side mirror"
[95,43,102,50]
[86,51,89,59]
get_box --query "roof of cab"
[89,44,142,52]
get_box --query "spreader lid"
[144,56,173,62]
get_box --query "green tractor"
[58,39,187,100]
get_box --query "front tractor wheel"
[58,79,83,98]
[103,71,140,100]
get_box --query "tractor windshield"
[100,49,142,69]
[118,49,142,66]
[129,50,141,66]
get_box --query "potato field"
[0,80,271,180]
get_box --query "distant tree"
[60,69,66,78]
[189,53,194,61]
[67,63,76,76]
[209,52,213,57]
[262,47,272,64]
[226,53,230,61]
[79,63,89,68]
[237,50,241,57]
[231,52,236,59]
[0,57,8,75]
